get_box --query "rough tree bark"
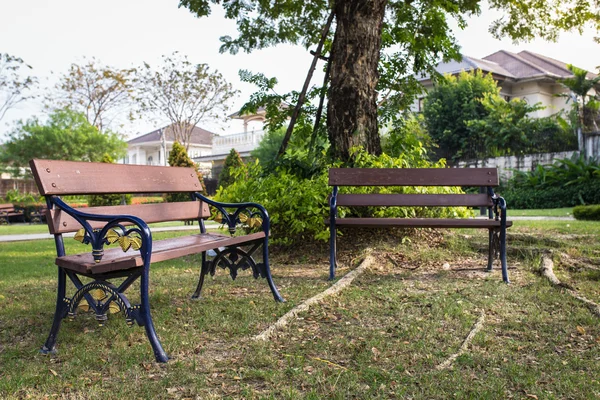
[327,0,387,162]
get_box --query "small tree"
[89,154,132,207]
[423,70,499,162]
[0,53,37,122]
[165,141,204,203]
[48,57,137,132]
[138,52,237,150]
[558,64,600,133]
[219,148,244,188]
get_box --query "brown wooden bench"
[30,159,284,363]
[0,203,25,224]
[328,167,512,282]
[29,205,48,224]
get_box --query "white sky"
[0,0,598,142]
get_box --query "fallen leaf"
[49,369,58,377]
[576,326,586,335]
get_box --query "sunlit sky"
[1,0,598,141]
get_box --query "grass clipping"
[254,251,375,342]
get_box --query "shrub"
[219,148,244,189]
[166,141,203,203]
[215,147,472,245]
[573,205,600,221]
[501,180,600,209]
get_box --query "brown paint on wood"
[336,193,492,207]
[333,218,513,228]
[329,168,499,187]
[55,232,266,274]
[48,201,211,234]
[30,159,203,195]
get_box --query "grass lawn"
[0,221,216,236]
[0,220,599,398]
[510,207,574,217]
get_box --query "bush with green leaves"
[573,205,600,221]
[165,141,204,203]
[219,148,244,188]
[88,154,132,207]
[215,146,472,245]
[502,154,600,208]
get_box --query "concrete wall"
[0,179,39,200]
[458,151,578,182]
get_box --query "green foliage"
[381,113,432,160]
[467,94,576,156]
[503,154,600,208]
[216,146,471,245]
[3,189,40,203]
[557,64,600,133]
[165,141,203,203]
[573,204,600,221]
[0,108,127,177]
[88,154,132,207]
[423,70,499,162]
[219,148,244,188]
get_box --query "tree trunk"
[327,0,387,162]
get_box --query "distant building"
[122,124,214,175]
[193,108,268,179]
[415,50,598,117]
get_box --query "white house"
[414,50,598,117]
[122,124,214,174]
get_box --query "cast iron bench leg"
[263,236,284,302]
[500,226,510,284]
[487,228,494,272]
[192,252,209,299]
[140,259,168,363]
[40,268,67,356]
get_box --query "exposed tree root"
[558,252,600,272]
[436,310,485,371]
[539,254,600,318]
[253,251,375,342]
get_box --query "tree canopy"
[48,57,137,132]
[138,52,237,150]
[0,53,37,122]
[179,0,600,162]
[0,108,127,176]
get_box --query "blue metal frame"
[40,191,283,363]
[328,185,510,283]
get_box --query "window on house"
[147,156,153,165]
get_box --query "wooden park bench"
[328,168,512,282]
[30,159,284,363]
[0,203,25,224]
[29,205,48,224]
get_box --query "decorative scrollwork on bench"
[210,245,265,280]
[211,208,263,235]
[73,226,143,262]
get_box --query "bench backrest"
[30,159,210,234]
[0,203,15,212]
[329,168,499,208]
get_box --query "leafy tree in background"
[138,52,237,150]
[558,64,600,133]
[48,57,137,132]
[178,0,600,163]
[89,154,132,207]
[0,108,126,177]
[423,70,499,162]
[0,53,37,122]
[219,148,244,189]
[165,141,204,203]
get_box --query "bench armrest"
[487,187,508,224]
[51,197,152,263]
[193,192,270,236]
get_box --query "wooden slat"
[47,201,211,234]
[56,231,266,274]
[333,218,513,228]
[336,194,492,207]
[329,168,499,187]
[30,159,203,195]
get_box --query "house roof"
[128,124,214,146]
[424,50,597,83]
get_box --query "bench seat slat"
[56,231,266,275]
[336,193,492,207]
[48,202,211,234]
[334,218,513,229]
[329,168,499,187]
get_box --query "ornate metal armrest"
[193,192,270,236]
[51,197,152,263]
